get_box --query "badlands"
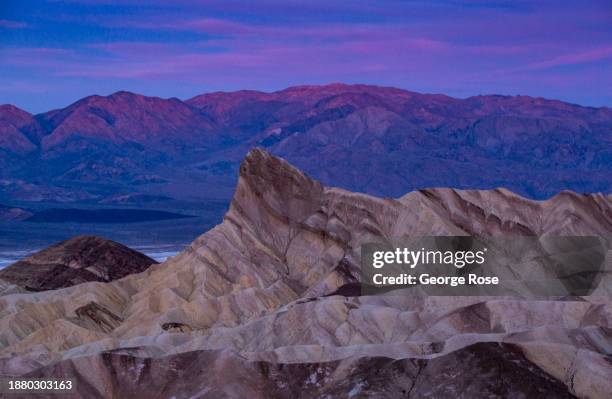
[0,148,611,398]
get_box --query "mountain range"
[1,83,611,205]
[1,149,611,398]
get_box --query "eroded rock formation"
[0,149,611,398]
[0,236,157,291]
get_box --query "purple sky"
[1,0,611,113]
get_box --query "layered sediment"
[0,149,611,398]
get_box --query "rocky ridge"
[0,236,157,291]
[1,84,611,202]
[0,149,611,398]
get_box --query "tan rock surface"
[0,149,611,398]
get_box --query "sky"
[0,0,611,113]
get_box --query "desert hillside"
[0,236,157,292]
[0,149,611,398]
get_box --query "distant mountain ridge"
[1,83,610,201]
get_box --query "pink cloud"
[3,2,611,109]
[62,33,448,78]
[525,47,612,70]
[0,19,29,29]
[104,16,450,46]
[492,46,612,76]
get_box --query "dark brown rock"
[73,302,124,333]
[0,235,156,291]
[19,343,575,399]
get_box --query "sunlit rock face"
[0,149,611,398]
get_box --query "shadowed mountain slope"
[0,104,43,155]
[24,343,576,399]
[1,84,610,203]
[37,91,215,150]
[0,235,157,291]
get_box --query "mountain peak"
[110,90,139,97]
[1,84,611,199]
[0,104,42,153]
[0,104,32,116]
[232,147,324,223]
[36,90,215,150]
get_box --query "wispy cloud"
[0,19,29,29]
[1,0,612,111]
[524,47,612,70]
[493,46,612,76]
